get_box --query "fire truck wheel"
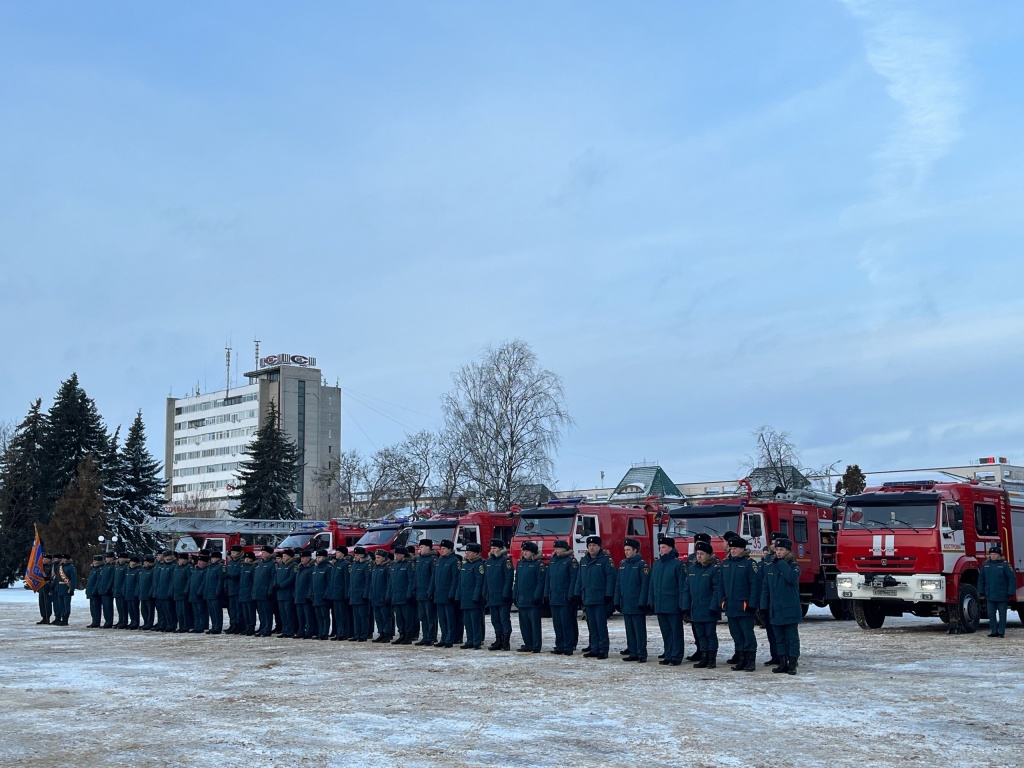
[949,584,981,634]
[853,601,885,630]
[828,600,854,621]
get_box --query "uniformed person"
[98,551,116,628]
[311,549,333,640]
[327,547,351,641]
[759,536,782,665]
[252,545,277,637]
[52,554,76,625]
[189,554,209,633]
[347,546,372,642]
[513,541,546,652]
[369,550,393,642]
[681,540,723,668]
[431,539,460,648]
[545,539,579,655]
[413,540,438,646]
[239,551,257,635]
[685,533,712,661]
[138,554,156,630]
[576,535,616,659]
[979,543,1015,638]
[614,538,651,663]
[154,550,177,632]
[458,543,486,649]
[484,538,514,651]
[204,550,226,634]
[650,536,685,665]
[124,556,141,630]
[37,553,54,625]
[759,537,802,674]
[172,552,192,633]
[293,550,315,639]
[113,552,129,629]
[85,553,104,628]
[721,536,760,671]
[275,549,298,638]
[224,545,244,634]
[388,546,416,644]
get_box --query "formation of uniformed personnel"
[614,537,650,662]
[978,543,1015,638]
[545,538,579,655]
[576,535,617,659]
[759,537,801,674]
[513,541,545,652]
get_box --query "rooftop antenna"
[226,346,232,398]
[254,338,261,370]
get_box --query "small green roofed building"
[746,464,811,494]
[608,464,684,503]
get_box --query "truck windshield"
[844,503,937,530]
[516,516,573,536]
[355,529,400,546]
[667,514,740,538]
[412,525,455,543]
[277,534,313,549]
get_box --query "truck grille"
[853,556,917,571]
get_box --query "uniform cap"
[315,549,329,557]
[210,551,222,559]
[769,532,786,541]
[393,546,407,556]
[418,539,433,548]
[353,546,367,555]
[42,553,52,559]
[116,552,127,559]
[774,538,793,550]
[282,548,295,557]
[162,549,174,556]
[438,539,455,550]
[722,531,737,542]
[229,545,243,553]
[729,537,748,548]
[92,554,104,561]
[144,555,156,563]
[659,536,676,547]
[374,549,387,558]
[586,535,602,547]
[465,543,482,553]
[695,541,713,555]
[521,541,539,554]
[299,550,312,559]
[553,539,570,550]
[104,552,116,558]
[261,545,275,554]
[989,544,1002,554]
[693,533,712,544]
[243,552,255,560]
[177,552,189,560]
[337,546,349,555]
[489,539,504,549]
[129,556,141,564]
[198,554,210,562]
[623,538,641,550]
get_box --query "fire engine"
[407,510,517,557]
[510,499,655,566]
[140,516,313,555]
[351,509,433,553]
[275,519,369,553]
[835,478,1024,632]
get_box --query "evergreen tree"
[112,411,166,553]
[41,373,109,520]
[835,464,867,496]
[0,400,49,586]
[233,400,302,520]
[41,453,107,578]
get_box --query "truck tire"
[948,584,981,634]
[853,600,885,630]
[828,599,854,621]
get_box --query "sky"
[2,1,1024,492]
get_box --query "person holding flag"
[52,554,77,625]
[24,526,50,619]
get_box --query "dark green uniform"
[721,551,760,670]
[545,550,580,654]
[387,557,416,643]
[483,549,514,650]
[348,557,372,641]
[431,551,460,647]
[650,549,686,664]
[294,558,315,639]
[203,557,225,634]
[681,556,723,667]
[614,553,651,661]
[239,558,256,634]
[513,556,546,652]
[979,557,1016,637]
[310,557,333,639]
[760,552,802,672]
[575,549,616,658]
[458,557,485,648]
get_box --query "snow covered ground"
[1,586,1022,768]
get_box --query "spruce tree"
[0,400,49,586]
[233,400,302,520]
[41,453,107,578]
[41,373,109,519]
[113,411,166,553]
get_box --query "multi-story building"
[165,352,341,516]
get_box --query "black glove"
[710,610,721,621]
[745,604,758,615]
[605,595,614,606]
[571,596,582,608]
[681,610,691,622]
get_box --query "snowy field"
[1,587,1022,768]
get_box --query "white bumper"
[835,572,947,603]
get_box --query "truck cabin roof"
[845,491,941,506]
[667,503,745,519]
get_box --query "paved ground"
[1,587,1022,767]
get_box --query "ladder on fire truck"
[140,517,327,535]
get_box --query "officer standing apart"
[52,554,77,625]
[484,539,514,651]
[513,541,546,653]
[576,535,617,660]
[721,536,760,672]
[759,537,802,674]
[614,537,651,663]
[545,539,579,655]
[414,540,438,646]
[979,543,1016,638]
[431,539,460,648]
[37,553,54,625]
[458,543,486,649]
[681,540,723,669]
[650,536,685,666]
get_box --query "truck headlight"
[837,577,854,590]
[920,579,942,590]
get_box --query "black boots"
[772,656,790,674]
[787,657,798,675]
[730,652,756,672]
[693,651,709,668]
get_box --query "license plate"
[872,589,898,596]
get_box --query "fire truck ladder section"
[141,517,323,535]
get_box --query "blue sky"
[2,1,1023,490]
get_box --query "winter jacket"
[681,556,723,623]
[202,561,225,600]
[388,559,415,605]
[112,562,128,598]
[224,555,243,597]
[326,557,350,602]
[575,550,616,606]
[649,549,685,614]
[137,564,154,600]
[614,553,650,615]
[348,558,371,605]
[431,552,460,605]
[369,561,391,607]
[513,557,546,608]
[720,551,761,618]
[544,551,579,606]
[98,562,115,596]
[293,561,314,604]
[759,552,802,625]
[414,550,437,601]
[154,561,175,601]
[251,558,276,601]
[172,562,192,601]
[188,566,207,602]
[239,561,255,602]
[275,558,297,598]
[457,557,485,608]
[124,566,139,600]
[483,550,514,607]
[85,566,101,599]
[979,558,1016,602]
[310,559,332,606]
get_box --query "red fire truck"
[835,478,1024,632]
[140,517,309,555]
[276,519,369,553]
[509,499,655,566]
[408,510,517,557]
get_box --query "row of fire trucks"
[142,474,1024,633]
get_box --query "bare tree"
[310,449,364,518]
[393,430,436,512]
[167,489,219,518]
[441,340,573,510]
[359,448,401,518]
[742,425,809,493]
[433,426,472,510]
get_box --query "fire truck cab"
[835,479,1023,632]
[276,519,368,553]
[510,500,655,566]
[407,510,517,557]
